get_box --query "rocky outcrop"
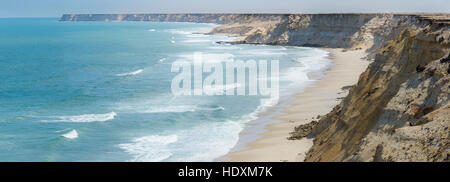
[288,120,319,140]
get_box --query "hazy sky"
[1,0,448,17]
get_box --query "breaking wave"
[141,105,224,113]
[119,135,178,162]
[43,112,117,123]
[116,69,143,76]
[62,130,78,139]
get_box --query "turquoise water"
[0,18,330,161]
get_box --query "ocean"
[0,18,331,161]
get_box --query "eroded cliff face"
[211,14,449,161]
[305,20,449,162]
[230,14,426,59]
[212,14,449,161]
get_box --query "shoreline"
[222,48,370,162]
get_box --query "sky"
[0,0,449,18]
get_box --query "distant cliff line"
[60,14,285,23]
[60,14,448,50]
[59,13,447,22]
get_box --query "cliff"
[213,14,450,161]
[305,18,449,162]
[61,13,450,161]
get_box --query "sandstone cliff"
[61,13,449,161]
[214,14,450,162]
[305,18,449,162]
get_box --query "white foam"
[166,29,192,35]
[116,69,143,76]
[122,98,275,162]
[186,34,209,38]
[200,106,225,111]
[143,105,197,113]
[212,35,236,42]
[208,46,240,50]
[141,105,224,113]
[199,83,242,95]
[293,49,331,78]
[62,130,78,139]
[235,97,280,127]
[44,112,117,123]
[178,53,234,63]
[159,58,167,62]
[148,29,156,32]
[119,121,243,162]
[168,121,243,162]
[119,135,178,162]
[240,49,288,56]
[181,39,212,43]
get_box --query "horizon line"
[2,11,450,18]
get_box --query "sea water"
[0,18,331,161]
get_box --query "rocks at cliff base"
[416,64,426,72]
[422,53,450,77]
[341,85,353,91]
[438,52,450,74]
[439,53,450,63]
[288,120,318,140]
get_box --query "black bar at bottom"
[0,162,447,180]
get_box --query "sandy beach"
[223,48,371,162]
